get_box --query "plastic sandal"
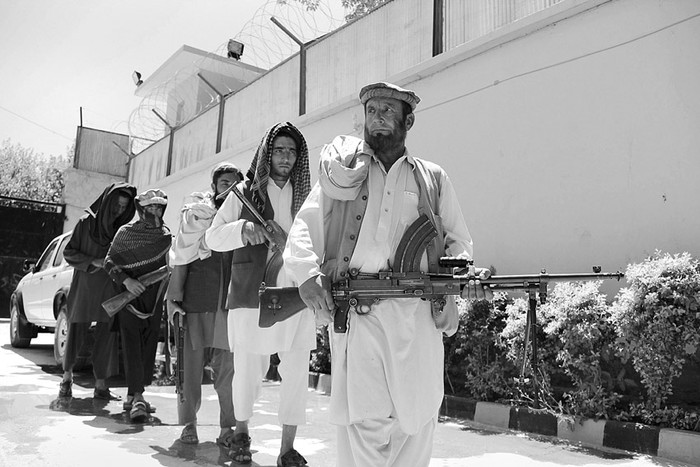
[228,433,252,464]
[179,424,199,444]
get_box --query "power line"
[0,104,73,141]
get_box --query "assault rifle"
[216,183,287,284]
[102,265,170,317]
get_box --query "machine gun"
[216,183,287,285]
[259,259,623,331]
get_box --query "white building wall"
[63,168,126,234]
[146,0,700,298]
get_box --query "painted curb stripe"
[440,396,700,465]
[509,406,558,436]
[603,421,659,455]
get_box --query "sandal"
[228,433,252,464]
[179,424,199,444]
[124,397,156,413]
[130,400,149,423]
[93,388,122,401]
[58,380,72,398]
[216,429,236,449]
[278,449,308,467]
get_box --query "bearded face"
[363,97,410,154]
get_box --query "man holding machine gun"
[166,162,242,446]
[205,122,313,467]
[283,82,492,466]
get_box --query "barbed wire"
[128,0,345,154]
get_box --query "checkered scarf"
[248,122,310,217]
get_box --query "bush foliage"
[452,251,700,431]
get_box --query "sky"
[0,0,338,158]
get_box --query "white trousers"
[336,415,437,467]
[232,348,310,426]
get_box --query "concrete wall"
[143,0,700,298]
[63,168,127,234]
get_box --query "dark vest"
[226,183,275,309]
[182,250,231,313]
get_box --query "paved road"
[0,319,693,467]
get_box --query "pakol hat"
[136,188,168,207]
[359,82,421,111]
[210,162,241,181]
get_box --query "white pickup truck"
[9,232,78,366]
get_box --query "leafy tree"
[285,0,389,21]
[0,139,73,203]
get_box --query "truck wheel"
[10,298,32,348]
[53,304,69,365]
[53,303,91,370]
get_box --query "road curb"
[440,395,700,465]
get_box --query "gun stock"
[258,283,307,328]
[102,265,170,317]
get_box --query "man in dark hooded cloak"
[59,182,136,400]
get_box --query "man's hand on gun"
[166,300,186,325]
[123,277,146,296]
[460,267,494,302]
[241,220,281,247]
[299,274,334,326]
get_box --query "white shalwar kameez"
[205,180,315,426]
[285,151,473,466]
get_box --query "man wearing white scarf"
[284,82,492,466]
[166,162,242,446]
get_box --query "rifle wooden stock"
[258,263,624,333]
[102,265,170,317]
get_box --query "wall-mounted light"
[227,40,244,60]
[132,71,143,86]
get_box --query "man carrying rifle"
[283,82,492,466]
[104,189,171,422]
[58,182,136,400]
[165,162,242,446]
[206,122,313,467]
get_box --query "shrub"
[443,293,517,400]
[310,325,332,374]
[539,281,622,418]
[610,251,700,409]
[499,295,561,406]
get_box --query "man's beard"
[213,192,225,209]
[364,126,406,154]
